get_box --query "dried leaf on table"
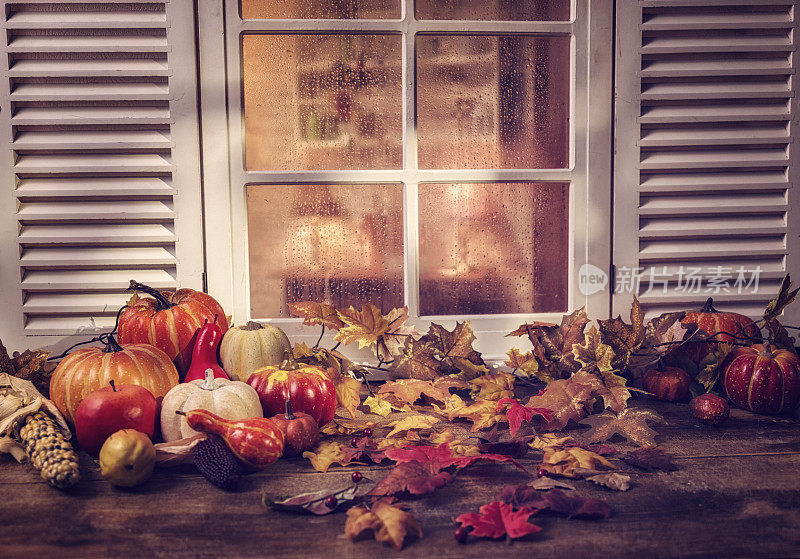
[447,398,506,432]
[539,447,615,479]
[335,377,361,419]
[621,446,677,472]
[504,348,540,378]
[385,414,440,439]
[456,501,541,541]
[526,377,595,430]
[342,436,387,465]
[266,484,360,515]
[528,477,576,491]
[500,486,612,519]
[345,501,422,550]
[469,372,516,401]
[368,460,454,496]
[288,301,345,330]
[388,338,442,381]
[571,369,632,414]
[335,303,392,352]
[319,417,377,436]
[378,378,452,406]
[361,395,401,417]
[302,441,348,473]
[384,442,528,473]
[763,274,799,323]
[580,408,666,447]
[596,295,646,371]
[524,308,590,382]
[426,321,488,379]
[587,473,632,491]
[153,433,206,467]
[379,306,420,360]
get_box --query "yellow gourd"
[219,321,291,382]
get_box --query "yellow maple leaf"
[431,394,468,417]
[448,398,506,432]
[469,372,516,401]
[320,418,376,436]
[376,431,421,451]
[505,348,540,377]
[540,447,615,478]
[336,377,362,419]
[529,433,580,451]
[385,414,440,438]
[335,303,391,351]
[361,395,394,417]
[302,441,346,473]
[345,502,423,550]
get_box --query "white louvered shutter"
[614,0,800,323]
[0,0,203,349]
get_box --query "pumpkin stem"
[109,380,116,392]
[285,400,296,420]
[201,368,216,390]
[175,410,187,417]
[700,297,718,313]
[241,321,264,331]
[100,332,124,353]
[282,348,300,371]
[128,280,175,311]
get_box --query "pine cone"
[16,412,80,489]
[194,435,242,490]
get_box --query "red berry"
[351,471,363,484]
[363,428,373,438]
[324,496,337,509]
[350,437,360,448]
[537,468,547,479]
[454,527,469,544]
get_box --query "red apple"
[75,380,157,456]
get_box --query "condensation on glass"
[416,0,570,21]
[418,182,569,316]
[246,183,405,318]
[241,0,400,19]
[416,35,570,169]
[242,35,402,170]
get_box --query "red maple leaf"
[341,436,387,464]
[456,501,541,540]
[384,443,529,473]
[500,486,612,520]
[368,461,453,496]
[495,398,553,437]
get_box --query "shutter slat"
[641,13,792,31]
[13,130,173,150]
[639,214,786,238]
[642,35,792,54]
[19,223,175,244]
[641,58,793,78]
[9,58,170,78]
[7,35,169,53]
[639,237,786,261]
[13,153,174,174]
[16,177,173,197]
[20,246,176,267]
[6,11,167,29]
[23,292,134,313]
[639,191,787,215]
[641,81,791,101]
[639,171,788,192]
[11,82,170,101]
[21,269,177,291]
[639,125,789,147]
[17,201,174,221]
[640,103,789,124]
[12,106,172,126]
[639,148,788,170]
[23,316,117,335]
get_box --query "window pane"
[416,0,570,21]
[417,35,570,169]
[247,184,404,318]
[242,0,400,19]
[243,35,403,170]
[418,182,568,315]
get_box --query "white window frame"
[198,0,612,360]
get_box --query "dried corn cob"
[16,412,80,489]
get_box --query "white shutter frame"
[613,0,800,325]
[0,0,204,351]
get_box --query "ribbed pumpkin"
[118,280,229,377]
[219,321,291,382]
[681,297,760,360]
[721,343,800,415]
[49,334,179,425]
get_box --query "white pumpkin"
[220,321,291,382]
[160,369,263,441]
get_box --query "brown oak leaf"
[522,308,589,381]
[765,318,796,352]
[288,301,345,330]
[388,338,442,381]
[345,501,422,550]
[580,408,666,447]
[380,306,420,360]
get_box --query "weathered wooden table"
[2,399,799,558]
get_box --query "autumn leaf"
[528,477,576,491]
[587,473,632,491]
[388,338,442,381]
[504,349,540,377]
[345,501,422,550]
[265,484,361,515]
[384,443,528,473]
[302,441,347,473]
[336,377,362,419]
[369,461,454,496]
[539,447,615,478]
[572,326,617,374]
[580,408,666,447]
[447,398,506,431]
[694,345,734,392]
[506,321,558,337]
[526,377,596,430]
[501,486,612,520]
[335,303,391,351]
[763,274,799,323]
[341,436,387,465]
[469,372,516,401]
[495,398,552,437]
[628,311,698,378]
[385,414,440,438]
[597,295,645,370]
[319,417,377,436]
[380,306,420,359]
[361,395,400,417]
[621,446,677,472]
[764,318,796,352]
[288,301,344,330]
[456,501,541,541]
[378,378,452,406]
[571,369,632,414]
[529,433,616,456]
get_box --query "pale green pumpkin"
[219,321,291,382]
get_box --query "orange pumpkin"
[49,335,179,424]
